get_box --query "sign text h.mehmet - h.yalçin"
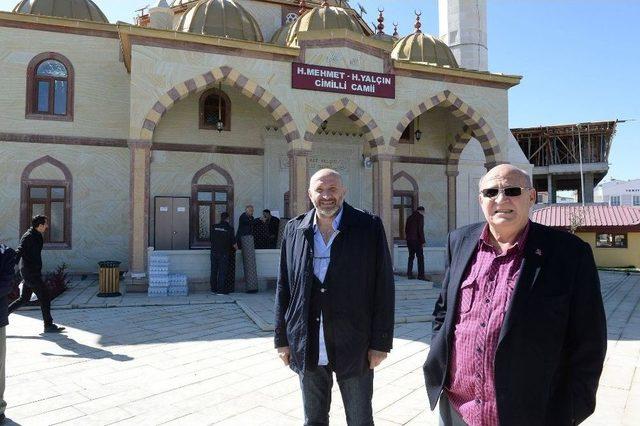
[292,62,395,99]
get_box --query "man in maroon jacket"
[405,206,426,280]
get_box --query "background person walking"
[8,215,65,333]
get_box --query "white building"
[595,179,640,207]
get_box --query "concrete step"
[395,280,434,290]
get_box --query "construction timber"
[511,120,619,203]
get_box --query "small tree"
[568,208,585,234]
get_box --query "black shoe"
[407,275,415,280]
[417,276,428,281]
[44,324,65,333]
[246,289,258,294]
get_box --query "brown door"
[171,197,190,250]
[154,197,173,250]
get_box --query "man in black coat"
[264,209,280,249]
[423,165,606,425]
[0,242,17,422]
[405,206,426,280]
[210,212,236,294]
[275,168,394,426]
[8,215,65,333]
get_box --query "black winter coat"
[274,203,395,379]
[424,222,607,425]
[0,244,17,327]
[16,227,43,274]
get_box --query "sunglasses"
[480,186,531,199]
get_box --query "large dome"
[176,0,263,42]
[13,0,109,23]
[286,3,364,47]
[391,32,459,68]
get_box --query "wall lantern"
[414,115,422,141]
[216,82,224,133]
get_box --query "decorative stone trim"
[140,66,301,144]
[389,90,501,165]
[305,97,384,148]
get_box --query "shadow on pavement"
[7,334,133,362]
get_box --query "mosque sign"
[292,63,395,99]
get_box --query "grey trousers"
[0,326,6,415]
[439,393,467,426]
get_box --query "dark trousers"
[407,240,425,278]
[299,366,374,426]
[210,253,229,293]
[8,273,53,326]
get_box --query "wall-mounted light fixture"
[216,81,224,132]
[414,115,422,141]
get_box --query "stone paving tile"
[2,272,638,425]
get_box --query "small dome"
[13,0,109,23]
[287,3,364,47]
[171,0,196,5]
[176,0,263,42]
[269,22,292,46]
[391,32,459,68]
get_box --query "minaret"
[438,0,488,70]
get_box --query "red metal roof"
[531,205,640,228]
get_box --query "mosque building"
[0,0,530,284]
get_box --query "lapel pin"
[535,248,543,256]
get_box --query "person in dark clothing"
[275,169,395,425]
[405,206,426,280]
[253,214,270,250]
[8,215,65,333]
[264,210,280,249]
[254,210,280,249]
[0,242,17,422]
[210,212,236,294]
[235,205,255,250]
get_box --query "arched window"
[26,53,74,121]
[199,88,231,131]
[20,156,73,249]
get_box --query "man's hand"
[368,349,388,369]
[277,346,290,366]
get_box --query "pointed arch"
[389,90,501,165]
[140,66,300,144]
[20,155,73,248]
[393,170,419,194]
[305,97,385,147]
[190,163,234,248]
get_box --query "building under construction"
[511,120,619,203]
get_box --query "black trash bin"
[97,260,122,297]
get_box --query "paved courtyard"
[3,272,639,425]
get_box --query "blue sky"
[2,0,638,181]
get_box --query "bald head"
[310,169,343,187]
[479,164,532,190]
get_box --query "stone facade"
[0,9,526,276]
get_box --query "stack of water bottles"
[147,253,170,296]
[168,274,189,296]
